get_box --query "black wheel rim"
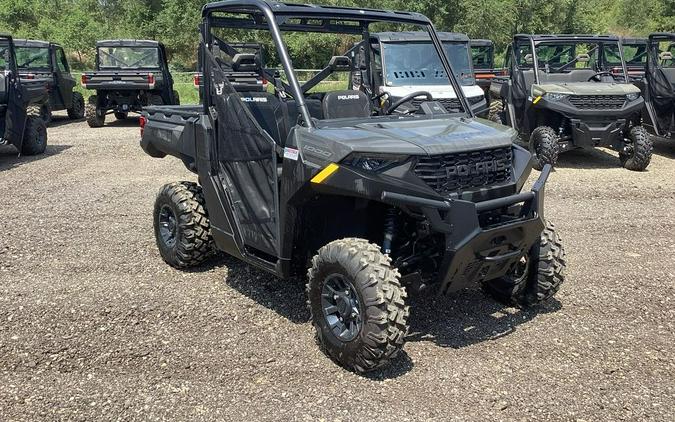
[158,205,177,248]
[321,274,363,342]
[508,255,530,285]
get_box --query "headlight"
[341,153,409,172]
[626,92,640,101]
[543,92,568,102]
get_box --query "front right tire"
[482,221,566,307]
[620,126,652,171]
[307,238,409,373]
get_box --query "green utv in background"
[15,39,85,124]
[490,34,652,171]
[81,39,179,127]
[139,1,566,373]
[0,34,49,155]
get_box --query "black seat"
[239,91,286,146]
[321,90,371,119]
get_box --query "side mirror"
[328,56,352,72]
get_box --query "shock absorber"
[382,207,398,255]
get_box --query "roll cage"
[510,34,630,84]
[200,0,473,128]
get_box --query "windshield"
[16,46,50,70]
[604,43,647,67]
[381,41,474,87]
[471,45,493,69]
[98,46,160,69]
[526,41,623,73]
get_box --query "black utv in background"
[15,39,85,123]
[490,34,652,171]
[636,33,675,140]
[139,1,566,373]
[82,39,178,127]
[0,34,49,155]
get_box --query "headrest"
[322,90,370,120]
[576,53,590,63]
[524,54,534,65]
[328,56,352,71]
[659,51,673,61]
[232,53,259,72]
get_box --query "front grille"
[569,95,626,110]
[414,147,513,195]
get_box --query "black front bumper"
[382,165,550,294]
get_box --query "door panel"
[54,47,73,108]
[5,72,29,151]
[207,51,280,258]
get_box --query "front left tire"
[153,182,214,268]
[307,238,409,373]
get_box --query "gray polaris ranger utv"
[0,35,49,155]
[82,39,178,127]
[140,1,566,373]
[490,35,652,171]
[15,39,85,123]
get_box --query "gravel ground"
[1,112,674,421]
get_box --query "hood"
[532,83,641,96]
[383,84,484,99]
[301,116,517,163]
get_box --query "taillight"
[193,73,201,88]
[81,74,89,87]
[24,73,35,80]
[139,115,147,136]
[147,73,155,87]
[261,77,268,90]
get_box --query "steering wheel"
[385,91,433,115]
[588,71,615,82]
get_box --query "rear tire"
[21,115,48,156]
[40,103,52,124]
[114,111,128,120]
[530,126,560,170]
[482,221,566,307]
[307,238,409,373]
[85,95,105,128]
[620,126,652,171]
[153,182,214,268]
[67,92,85,119]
